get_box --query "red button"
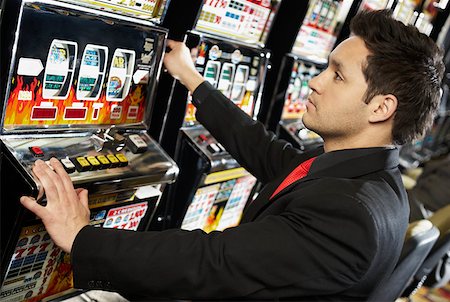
[198,134,208,142]
[29,146,44,157]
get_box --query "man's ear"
[368,94,398,123]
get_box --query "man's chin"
[301,116,312,129]
[302,117,319,134]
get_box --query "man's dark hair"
[350,9,444,145]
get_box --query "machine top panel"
[1,0,167,134]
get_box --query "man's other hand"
[164,39,205,92]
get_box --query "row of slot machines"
[1,0,449,301]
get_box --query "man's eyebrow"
[329,57,345,74]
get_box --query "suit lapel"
[242,147,399,222]
[271,147,399,200]
[242,147,324,222]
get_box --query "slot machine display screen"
[195,0,274,44]
[292,0,353,64]
[1,2,165,133]
[183,36,266,125]
[60,0,167,20]
[359,0,392,11]
[393,0,419,25]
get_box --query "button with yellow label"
[106,154,120,168]
[71,157,91,172]
[115,153,128,167]
[86,156,101,170]
[96,155,111,169]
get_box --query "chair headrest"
[406,220,434,241]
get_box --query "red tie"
[270,157,316,200]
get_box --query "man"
[21,10,444,300]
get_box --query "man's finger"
[34,160,68,204]
[20,196,47,219]
[77,189,89,210]
[50,158,77,200]
[33,160,60,202]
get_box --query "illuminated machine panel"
[183,33,269,125]
[359,0,392,11]
[0,193,159,302]
[281,60,322,120]
[275,55,326,152]
[292,0,353,64]
[1,1,165,133]
[393,0,419,25]
[60,0,166,20]
[280,59,324,146]
[76,44,109,101]
[181,170,256,232]
[196,0,273,44]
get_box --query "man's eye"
[334,72,343,81]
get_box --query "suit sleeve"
[71,193,377,299]
[193,81,312,183]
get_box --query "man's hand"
[164,40,205,92]
[20,158,90,253]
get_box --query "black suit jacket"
[72,82,409,300]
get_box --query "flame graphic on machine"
[4,75,146,128]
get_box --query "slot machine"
[277,57,325,151]
[393,0,420,25]
[268,0,395,150]
[359,0,395,11]
[0,1,177,301]
[389,0,447,36]
[160,0,279,232]
[407,0,449,37]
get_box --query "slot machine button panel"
[106,154,121,168]
[29,146,44,157]
[198,134,208,143]
[216,143,226,153]
[86,156,101,170]
[207,143,221,154]
[72,157,92,172]
[60,158,76,174]
[115,153,129,167]
[96,155,111,169]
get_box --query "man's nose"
[308,73,322,93]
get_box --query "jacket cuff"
[192,80,215,107]
[71,225,112,290]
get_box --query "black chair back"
[368,220,440,301]
[402,204,450,296]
